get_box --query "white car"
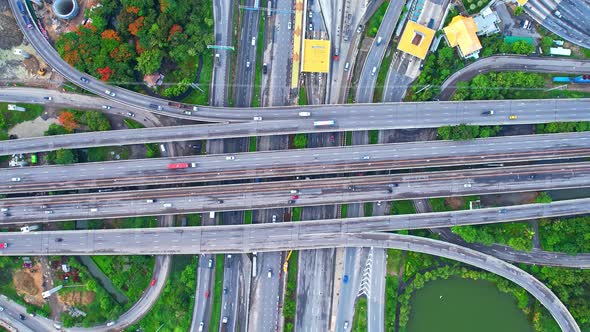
[43,96,53,101]
[225,156,235,160]
[11,177,21,182]
[464,183,472,188]
[0,306,4,312]
[253,116,262,121]
[251,37,256,46]
[272,214,277,222]
[199,322,204,332]
[288,21,292,30]
[106,321,115,327]
[104,90,116,97]
[102,105,111,110]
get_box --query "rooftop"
[397,21,436,60]
[302,39,330,73]
[443,15,482,58]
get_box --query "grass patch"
[391,200,416,215]
[182,55,213,106]
[369,130,379,144]
[249,136,257,152]
[364,202,373,217]
[292,207,302,221]
[283,251,298,332]
[245,210,253,224]
[209,254,225,331]
[366,1,390,37]
[91,256,154,304]
[0,103,44,128]
[84,146,130,162]
[299,86,308,105]
[341,204,348,218]
[385,275,399,330]
[352,297,368,331]
[252,15,266,107]
[345,132,352,146]
[186,214,201,226]
[429,197,452,212]
[123,118,145,129]
[373,49,394,102]
[129,256,197,331]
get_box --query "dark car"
[55,238,63,242]
[262,63,268,74]
[529,174,536,179]
[19,314,26,320]
[80,77,90,83]
[288,199,296,204]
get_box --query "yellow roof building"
[443,16,482,59]
[516,0,528,5]
[302,39,330,73]
[397,21,436,60]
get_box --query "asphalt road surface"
[0,231,580,332]
[525,0,590,49]
[4,131,590,194]
[3,162,590,223]
[1,97,588,155]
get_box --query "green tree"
[54,149,77,165]
[511,40,535,54]
[535,192,552,203]
[136,49,163,75]
[293,134,308,148]
[514,6,524,15]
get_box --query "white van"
[371,66,377,76]
[163,203,172,208]
[209,211,215,218]
[344,62,350,71]
[160,144,166,152]
[298,112,311,117]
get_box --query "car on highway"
[104,89,116,97]
[217,199,224,204]
[150,278,156,286]
[499,209,507,214]
[463,183,472,188]
[329,134,335,142]
[371,66,377,76]
[251,37,256,46]
[288,21,292,30]
[529,174,536,179]
[102,105,111,110]
[288,199,296,204]
[309,23,313,30]
[344,321,349,329]
[126,112,135,117]
[208,258,213,268]
[308,10,313,18]
[246,61,251,69]
[149,103,162,111]
[267,269,273,278]
[11,177,21,182]
[183,110,192,115]
[106,321,115,327]
[343,275,348,283]
[19,314,26,320]
[0,306,3,312]
[0,243,7,249]
[205,290,210,298]
[262,63,268,74]
[199,321,204,332]
[272,214,278,222]
[348,185,356,191]
[298,111,311,117]
[55,238,63,242]
[43,96,52,101]
[377,201,382,206]
[291,195,299,199]
[482,110,494,115]
[362,155,370,160]
[253,116,263,121]
[80,76,90,83]
[45,210,54,214]
[509,114,517,120]
[290,190,299,194]
[225,156,235,160]
[357,25,363,33]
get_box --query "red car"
[205,290,210,298]
[0,242,7,249]
[291,195,299,199]
[150,278,156,286]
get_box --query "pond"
[406,277,534,332]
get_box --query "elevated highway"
[4,132,590,193]
[0,229,580,332]
[0,97,588,155]
[1,162,590,223]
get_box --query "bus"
[313,120,335,127]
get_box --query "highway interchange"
[2,0,590,330]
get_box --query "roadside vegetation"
[283,251,299,331]
[91,256,154,304]
[0,103,44,140]
[129,256,197,331]
[55,0,213,97]
[209,254,225,332]
[352,297,368,331]
[252,15,266,108]
[366,0,390,37]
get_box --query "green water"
[406,277,534,332]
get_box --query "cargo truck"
[167,162,197,169]
[313,120,335,127]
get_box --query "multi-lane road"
[4,131,590,193]
[0,96,588,155]
[2,161,590,223]
[0,229,581,331]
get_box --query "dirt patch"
[9,116,59,138]
[59,290,95,307]
[13,265,45,305]
[0,13,23,49]
[445,196,464,210]
[481,191,538,207]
